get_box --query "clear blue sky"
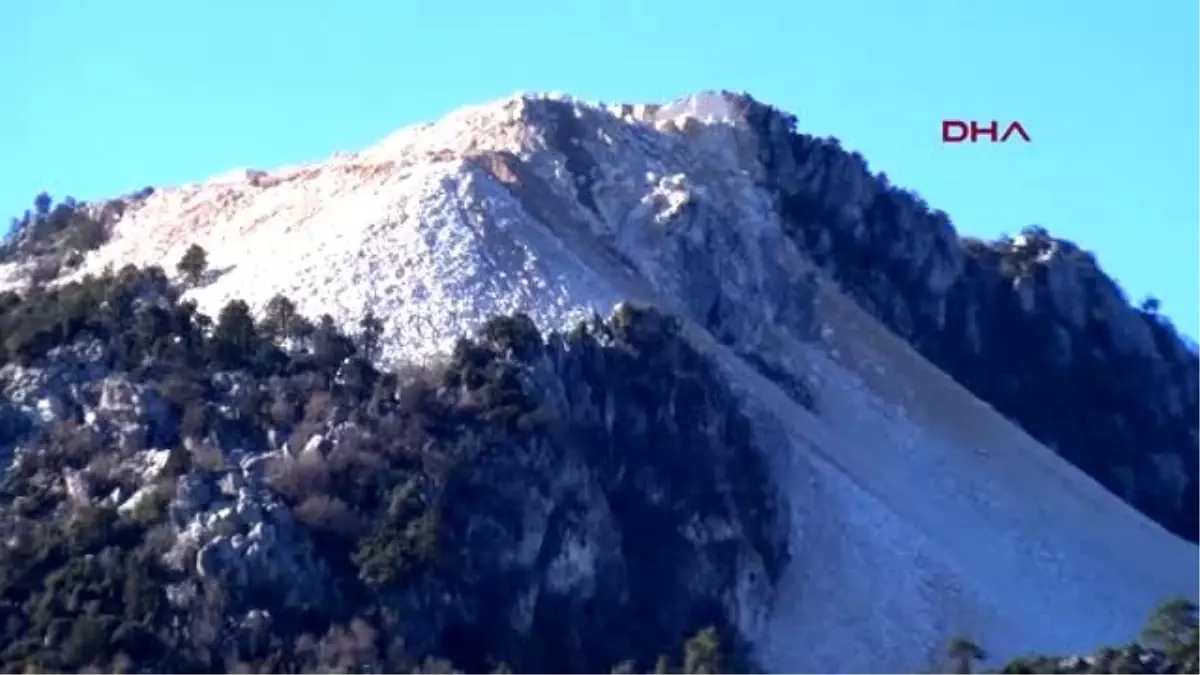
[3,0,1197,337]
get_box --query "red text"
[942,120,1031,143]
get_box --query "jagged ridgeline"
[0,262,784,673]
[0,190,152,281]
[0,90,1197,674]
[733,99,1200,543]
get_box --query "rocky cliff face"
[732,97,1198,541]
[0,266,785,672]
[0,90,1195,673]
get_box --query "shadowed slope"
[2,91,1194,672]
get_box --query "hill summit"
[0,91,1195,673]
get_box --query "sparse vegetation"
[0,193,111,267]
[946,598,1200,674]
[0,259,783,673]
[759,112,1199,543]
[176,243,209,286]
[2,133,1195,674]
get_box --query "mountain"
[0,91,1195,673]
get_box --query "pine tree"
[358,309,384,362]
[1142,597,1199,672]
[211,299,257,367]
[261,294,299,340]
[33,192,52,216]
[176,244,208,286]
[313,314,354,370]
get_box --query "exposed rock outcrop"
[733,96,1198,542]
[0,267,784,672]
[0,90,1194,673]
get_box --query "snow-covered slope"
[6,91,1195,672]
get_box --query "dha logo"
[942,120,1031,143]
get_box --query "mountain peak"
[4,89,813,366]
[0,90,1194,673]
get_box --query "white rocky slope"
[3,91,1196,672]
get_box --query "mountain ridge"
[0,90,1195,672]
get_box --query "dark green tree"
[1142,597,1199,672]
[313,314,354,370]
[261,294,298,340]
[358,309,384,362]
[211,299,257,367]
[34,192,52,216]
[176,244,208,286]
